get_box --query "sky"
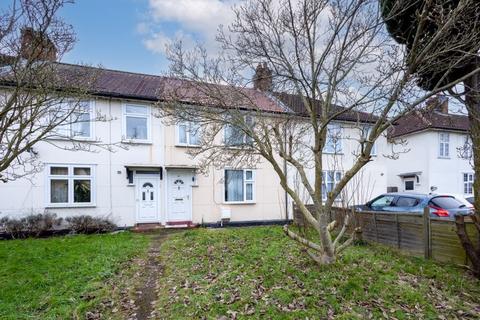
[43,0,238,75]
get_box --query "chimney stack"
[253,63,272,91]
[20,28,57,61]
[426,95,448,114]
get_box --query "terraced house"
[0,38,389,228]
[387,97,473,196]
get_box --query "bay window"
[47,164,95,207]
[123,104,151,142]
[224,169,255,203]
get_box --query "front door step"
[132,223,164,233]
[165,221,195,228]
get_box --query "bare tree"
[158,0,480,264]
[0,0,98,182]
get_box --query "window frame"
[361,125,377,156]
[176,121,202,147]
[438,132,450,158]
[223,115,255,147]
[49,100,95,140]
[224,169,256,204]
[122,103,152,143]
[322,170,342,201]
[323,123,343,154]
[45,164,96,208]
[463,172,474,195]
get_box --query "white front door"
[136,176,159,222]
[167,170,192,222]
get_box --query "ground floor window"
[224,169,255,203]
[463,173,474,195]
[322,170,342,200]
[47,164,95,207]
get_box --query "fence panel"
[292,204,477,266]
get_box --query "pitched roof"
[273,92,378,123]
[50,63,285,113]
[1,60,378,120]
[388,109,469,138]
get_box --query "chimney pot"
[426,95,448,114]
[253,63,273,91]
[20,28,57,62]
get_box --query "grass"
[0,231,150,320]
[155,226,480,319]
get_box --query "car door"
[369,195,397,211]
[389,196,421,213]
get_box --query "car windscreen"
[466,197,474,205]
[430,196,464,209]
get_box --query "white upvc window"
[224,169,255,203]
[123,104,151,142]
[50,100,94,139]
[46,164,95,207]
[176,121,201,146]
[463,173,474,195]
[322,170,342,200]
[361,126,377,156]
[323,123,342,154]
[224,115,254,147]
[438,132,450,158]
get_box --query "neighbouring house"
[0,34,389,228]
[387,96,473,196]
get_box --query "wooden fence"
[293,205,478,265]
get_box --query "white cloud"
[140,0,240,57]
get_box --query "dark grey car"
[355,192,473,219]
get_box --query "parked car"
[354,192,473,219]
[466,196,474,205]
[434,193,474,209]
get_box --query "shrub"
[0,213,63,238]
[65,215,116,234]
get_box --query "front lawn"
[0,232,149,319]
[156,226,480,319]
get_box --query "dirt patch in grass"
[134,232,169,320]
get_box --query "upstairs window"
[322,170,342,200]
[438,132,450,158]
[463,173,474,195]
[224,115,254,147]
[323,124,342,154]
[361,126,377,156]
[50,100,93,139]
[224,169,255,203]
[177,121,201,146]
[123,104,151,142]
[46,164,95,207]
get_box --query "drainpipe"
[283,124,289,221]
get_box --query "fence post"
[423,207,431,259]
[395,214,400,249]
[373,211,379,242]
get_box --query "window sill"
[223,201,256,205]
[437,156,450,159]
[323,152,344,155]
[175,144,201,148]
[122,139,152,145]
[46,204,96,208]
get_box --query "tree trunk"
[461,72,480,278]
